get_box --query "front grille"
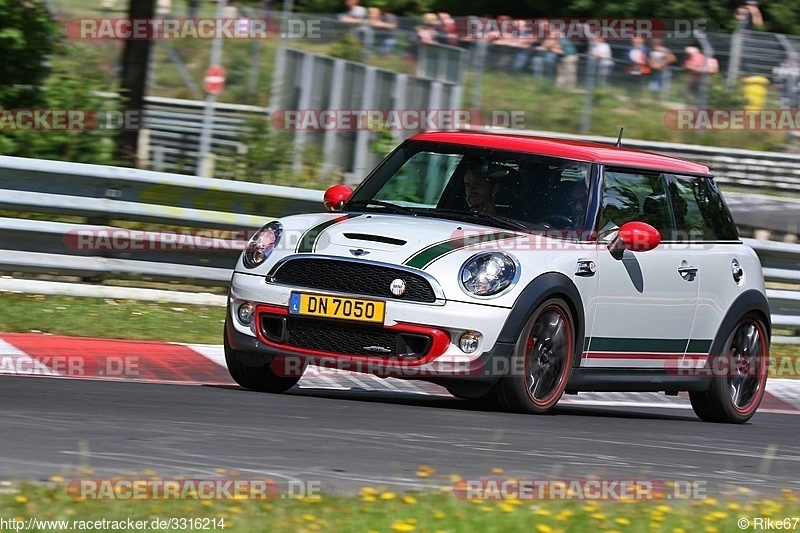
[285,317,397,356]
[270,258,437,303]
[266,316,430,359]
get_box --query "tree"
[115,0,156,167]
[0,0,57,108]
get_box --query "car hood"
[295,212,524,267]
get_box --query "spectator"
[368,7,398,55]
[512,19,546,72]
[625,37,649,96]
[157,0,172,16]
[417,13,442,44]
[556,32,578,90]
[736,0,764,31]
[534,29,563,79]
[683,46,719,99]
[438,12,459,46]
[339,0,367,24]
[187,0,199,19]
[590,36,614,88]
[648,39,676,97]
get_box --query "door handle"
[678,265,698,280]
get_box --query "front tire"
[224,331,302,393]
[690,314,769,424]
[491,297,576,414]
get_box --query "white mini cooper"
[225,131,771,423]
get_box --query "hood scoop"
[343,233,407,246]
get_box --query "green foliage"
[369,124,396,159]
[329,33,364,62]
[224,115,339,189]
[0,46,120,164]
[0,0,57,108]
[707,75,746,108]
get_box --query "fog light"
[238,302,255,325]
[459,331,479,354]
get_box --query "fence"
[269,47,463,183]
[0,156,798,338]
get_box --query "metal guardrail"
[0,156,797,336]
[0,155,319,285]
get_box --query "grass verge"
[2,477,799,532]
[1,292,798,377]
[0,292,225,345]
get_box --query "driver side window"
[600,170,675,240]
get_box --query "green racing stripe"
[403,231,519,270]
[296,214,361,253]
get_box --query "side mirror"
[323,185,352,211]
[608,221,661,253]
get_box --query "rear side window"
[600,170,675,239]
[668,175,739,241]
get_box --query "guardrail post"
[351,66,376,184]
[322,59,346,177]
[292,51,316,176]
[391,73,407,143]
[137,128,151,169]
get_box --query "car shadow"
[204,384,699,422]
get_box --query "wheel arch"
[709,289,772,358]
[497,272,586,367]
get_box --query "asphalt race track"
[2,375,799,496]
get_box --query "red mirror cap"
[323,185,353,211]
[618,221,662,252]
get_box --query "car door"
[666,173,743,364]
[584,168,700,369]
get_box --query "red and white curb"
[2,333,800,415]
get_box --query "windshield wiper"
[434,208,530,232]
[348,199,417,216]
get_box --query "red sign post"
[204,65,226,95]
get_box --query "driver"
[464,163,502,215]
[565,180,588,228]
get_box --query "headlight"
[243,221,282,269]
[460,252,517,297]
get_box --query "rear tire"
[689,313,769,424]
[490,297,576,414]
[224,331,302,393]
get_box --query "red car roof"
[409,131,711,175]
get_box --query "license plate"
[289,292,385,324]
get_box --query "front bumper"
[227,271,515,382]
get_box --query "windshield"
[346,141,592,232]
